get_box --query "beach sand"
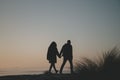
[0,74,79,80]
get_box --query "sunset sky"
[0,0,120,72]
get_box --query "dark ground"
[0,73,119,80]
[0,74,80,80]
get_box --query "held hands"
[58,55,62,58]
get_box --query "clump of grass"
[75,47,120,80]
[100,47,120,77]
[75,58,99,74]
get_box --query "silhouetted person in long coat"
[47,41,60,73]
[60,40,73,74]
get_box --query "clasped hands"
[58,55,62,58]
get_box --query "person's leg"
[60,58,67,74]
[68,59,73,73]
[49,63,53,73]
[53,63,58,73]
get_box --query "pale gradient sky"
[0,0,120,71]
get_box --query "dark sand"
[0,74,80,80]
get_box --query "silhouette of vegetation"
[75,47,120,80]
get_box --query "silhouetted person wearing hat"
[47,41,60,73]
[60,40,73,74]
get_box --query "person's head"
[50,41,57,48]
[67,40,71,44]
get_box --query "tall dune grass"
[75,47,120,80]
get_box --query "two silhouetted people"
[47,40,73,74]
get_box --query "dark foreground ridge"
[0,74,79,80]
[0,73,120,80]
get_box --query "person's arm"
[56,48,60,58]
[60,45,64,57]
[47,49,49,60]
[71,45,73,59]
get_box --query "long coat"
[47,46,59,63]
